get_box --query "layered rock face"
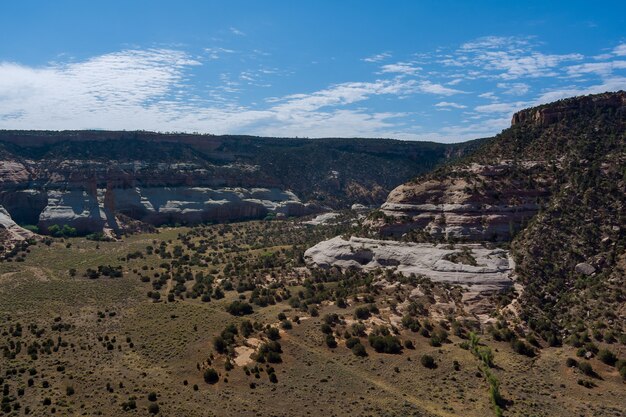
[1,186,316,235]
[377,161,551,240]
[0,146,318,236]
[0,131,477,239]
[510,91,626,127]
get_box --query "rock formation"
[0,131,477,240]
[305,236,514,293]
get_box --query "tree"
[148,403,160,414]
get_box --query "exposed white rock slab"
[38,189,107,233]
[304,236,514,294]
[30,186,316,233]
[303,212,341,226]
[0,205,34,241]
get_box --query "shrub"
[420,355,436,369]
[320,323,332,334]
[203,368,219,384]
[597,349,617,366]
[351,343,367,357]
[565,357,578,367]
[213,336,227,354]
[345,337,360,349]
[354,306,371,320]
[511,339,535,357]
[121,398,137,411]
[578,361,594,376]
[225,301,253,316]
[368,334,402,354]
[265,327,280,341]
[326,334,337,348]
[148,403,160,414]
[148,392,157,401]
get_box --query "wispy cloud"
[566,60,626,77]
[497,82,530,95]
[442,36,583,79]
[614,43,626,56]
[1,36,625,143]
[204,47,235,60]
[362,52,391,63]
[435,101,466,109]
[416,81,465,96]
[380,62,421,75]
[230,27,246,36]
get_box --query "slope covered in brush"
[374,91,626,342]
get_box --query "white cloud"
[416,81,464,96]
[434,101,466,109]
[480,51,583,79]
[1,37,625,144]
[496,82,530,95]
[380,62,421,75]
[534,77,626,103]
[230,27,245,36]
[0,50,411,139]
[362,52,391,63]
[204,47,235,60]
[0,49,200,129]
[416,116,511,143]
[614,43,626,56]
[475,101,529,114]
[443,36,584,80]
[269,79,415,113]
[478,92,498,100]
[566,60,626,77]
[460,36,530,51]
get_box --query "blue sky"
[0,1,625,142]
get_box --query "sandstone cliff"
[0,133,476,240]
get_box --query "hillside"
[367,91,626,342]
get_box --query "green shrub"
[578,361,594,376]
[351,343,367,357]
[368,334,402,354]
[203,368,219,384]
[420,354,436,369]
[226,301,253,316]
[597,349,617,366]
[148,403,160,414]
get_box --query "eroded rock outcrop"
[5,186,317,235]
[305,236,514,294]
[374,161,550,240]
[304,236,515,317]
